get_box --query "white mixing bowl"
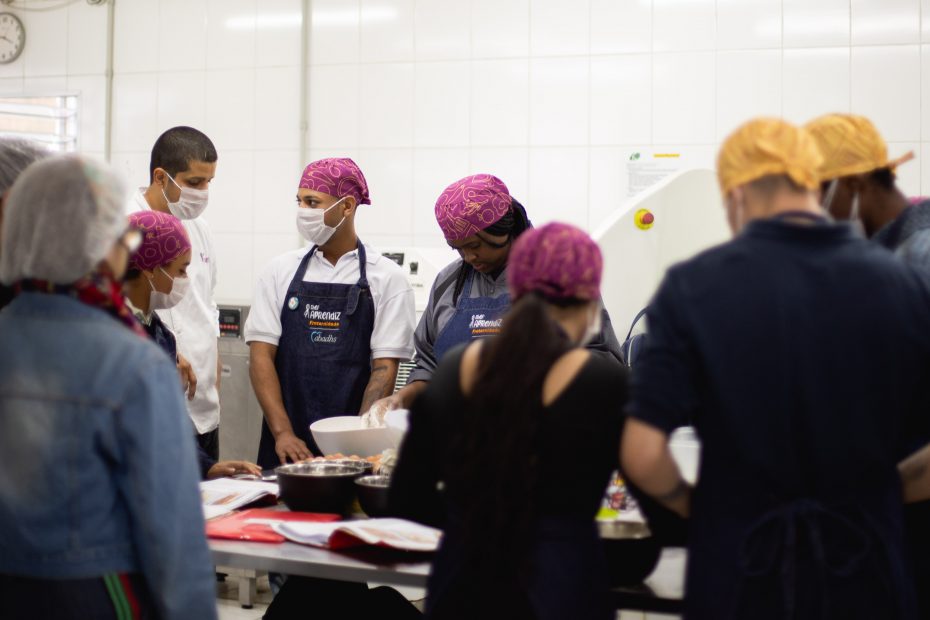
[384,409,410,448]
[309,416,393,457]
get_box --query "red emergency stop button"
[634,208,655,230]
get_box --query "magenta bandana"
[128,210,191,272]
[434,174,512,241]
[298,157,371,206]
[508,222,602,301]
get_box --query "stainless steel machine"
[217,304,264,463]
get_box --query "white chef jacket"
[244,244,415,361]
[130,189,220,434]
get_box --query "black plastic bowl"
[355,475,391,517]
[276,462,368,514]
[598,521,662,586]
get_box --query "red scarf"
[14,270,149,339]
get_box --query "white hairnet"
[0,137,48,194]
[0,155,129,285]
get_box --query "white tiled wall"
[310,0,930,260]
[3,0,930,303]
[110,0,305,305]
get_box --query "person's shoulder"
[363,245,408,280]
[434,257,465,283]
[580,350,628,384]
[260,247,308,278]
[651,237,738,289]
[88,320,176,378]
[356,246,410,304]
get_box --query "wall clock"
[0,13,25,65]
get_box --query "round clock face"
[0,13,24,65]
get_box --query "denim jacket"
[0,293,217,620]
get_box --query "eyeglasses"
[119,228,143,254]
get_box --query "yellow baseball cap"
[804,113,914,181]
[717,117,823,195]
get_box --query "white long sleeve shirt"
[130,189,220,434]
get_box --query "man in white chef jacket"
[129,126,222,460]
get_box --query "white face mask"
[296,197,346,246]
[822,179,839,213]
[579,303,602,347]
[822,179,863,236]
[149,267,190,310]
[848,191,866,237]
[162,173,209,220]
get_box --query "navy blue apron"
[433,268,510,362]
[147,312,177,362]
[256,243,375,468]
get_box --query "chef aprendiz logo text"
[305,304,341,330]
[469,314,503,336]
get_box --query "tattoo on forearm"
[360,366,392,412]
[656,478,690,503]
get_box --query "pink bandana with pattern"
[128,210,191,272]
[298,157,371,206]
[508,222,602,301]
[434,174,512,241]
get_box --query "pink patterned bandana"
[128,210,191,272]
[434,174,512,241]
[298,157,371,206]
[508,222,602,301]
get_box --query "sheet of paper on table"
[200,478,279,520]
[273,518,443,552]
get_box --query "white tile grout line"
[526,0,532,192]
[848,0,853,112]
[916,2,930,196]
[780,0,785,120]
[650,0,655,148]
[587,0,593,230]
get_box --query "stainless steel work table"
[210,538,431,588]
[210,535,685,613]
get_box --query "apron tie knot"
[733,498,873,620]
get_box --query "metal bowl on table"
[275,461,369,514]
[314,458,374,474]
[354,474,391,517]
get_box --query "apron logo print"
[305,303,342,329]
[469,313,503,335]
[311,331,338,344]
[287,297,299,310]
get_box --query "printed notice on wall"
[627,151,683,198]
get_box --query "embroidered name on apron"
[304,304,342,330]
[468,313,503,336]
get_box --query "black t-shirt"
[390,346,627,528]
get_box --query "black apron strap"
[345,241,369,317]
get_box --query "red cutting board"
[206,508,341,543]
